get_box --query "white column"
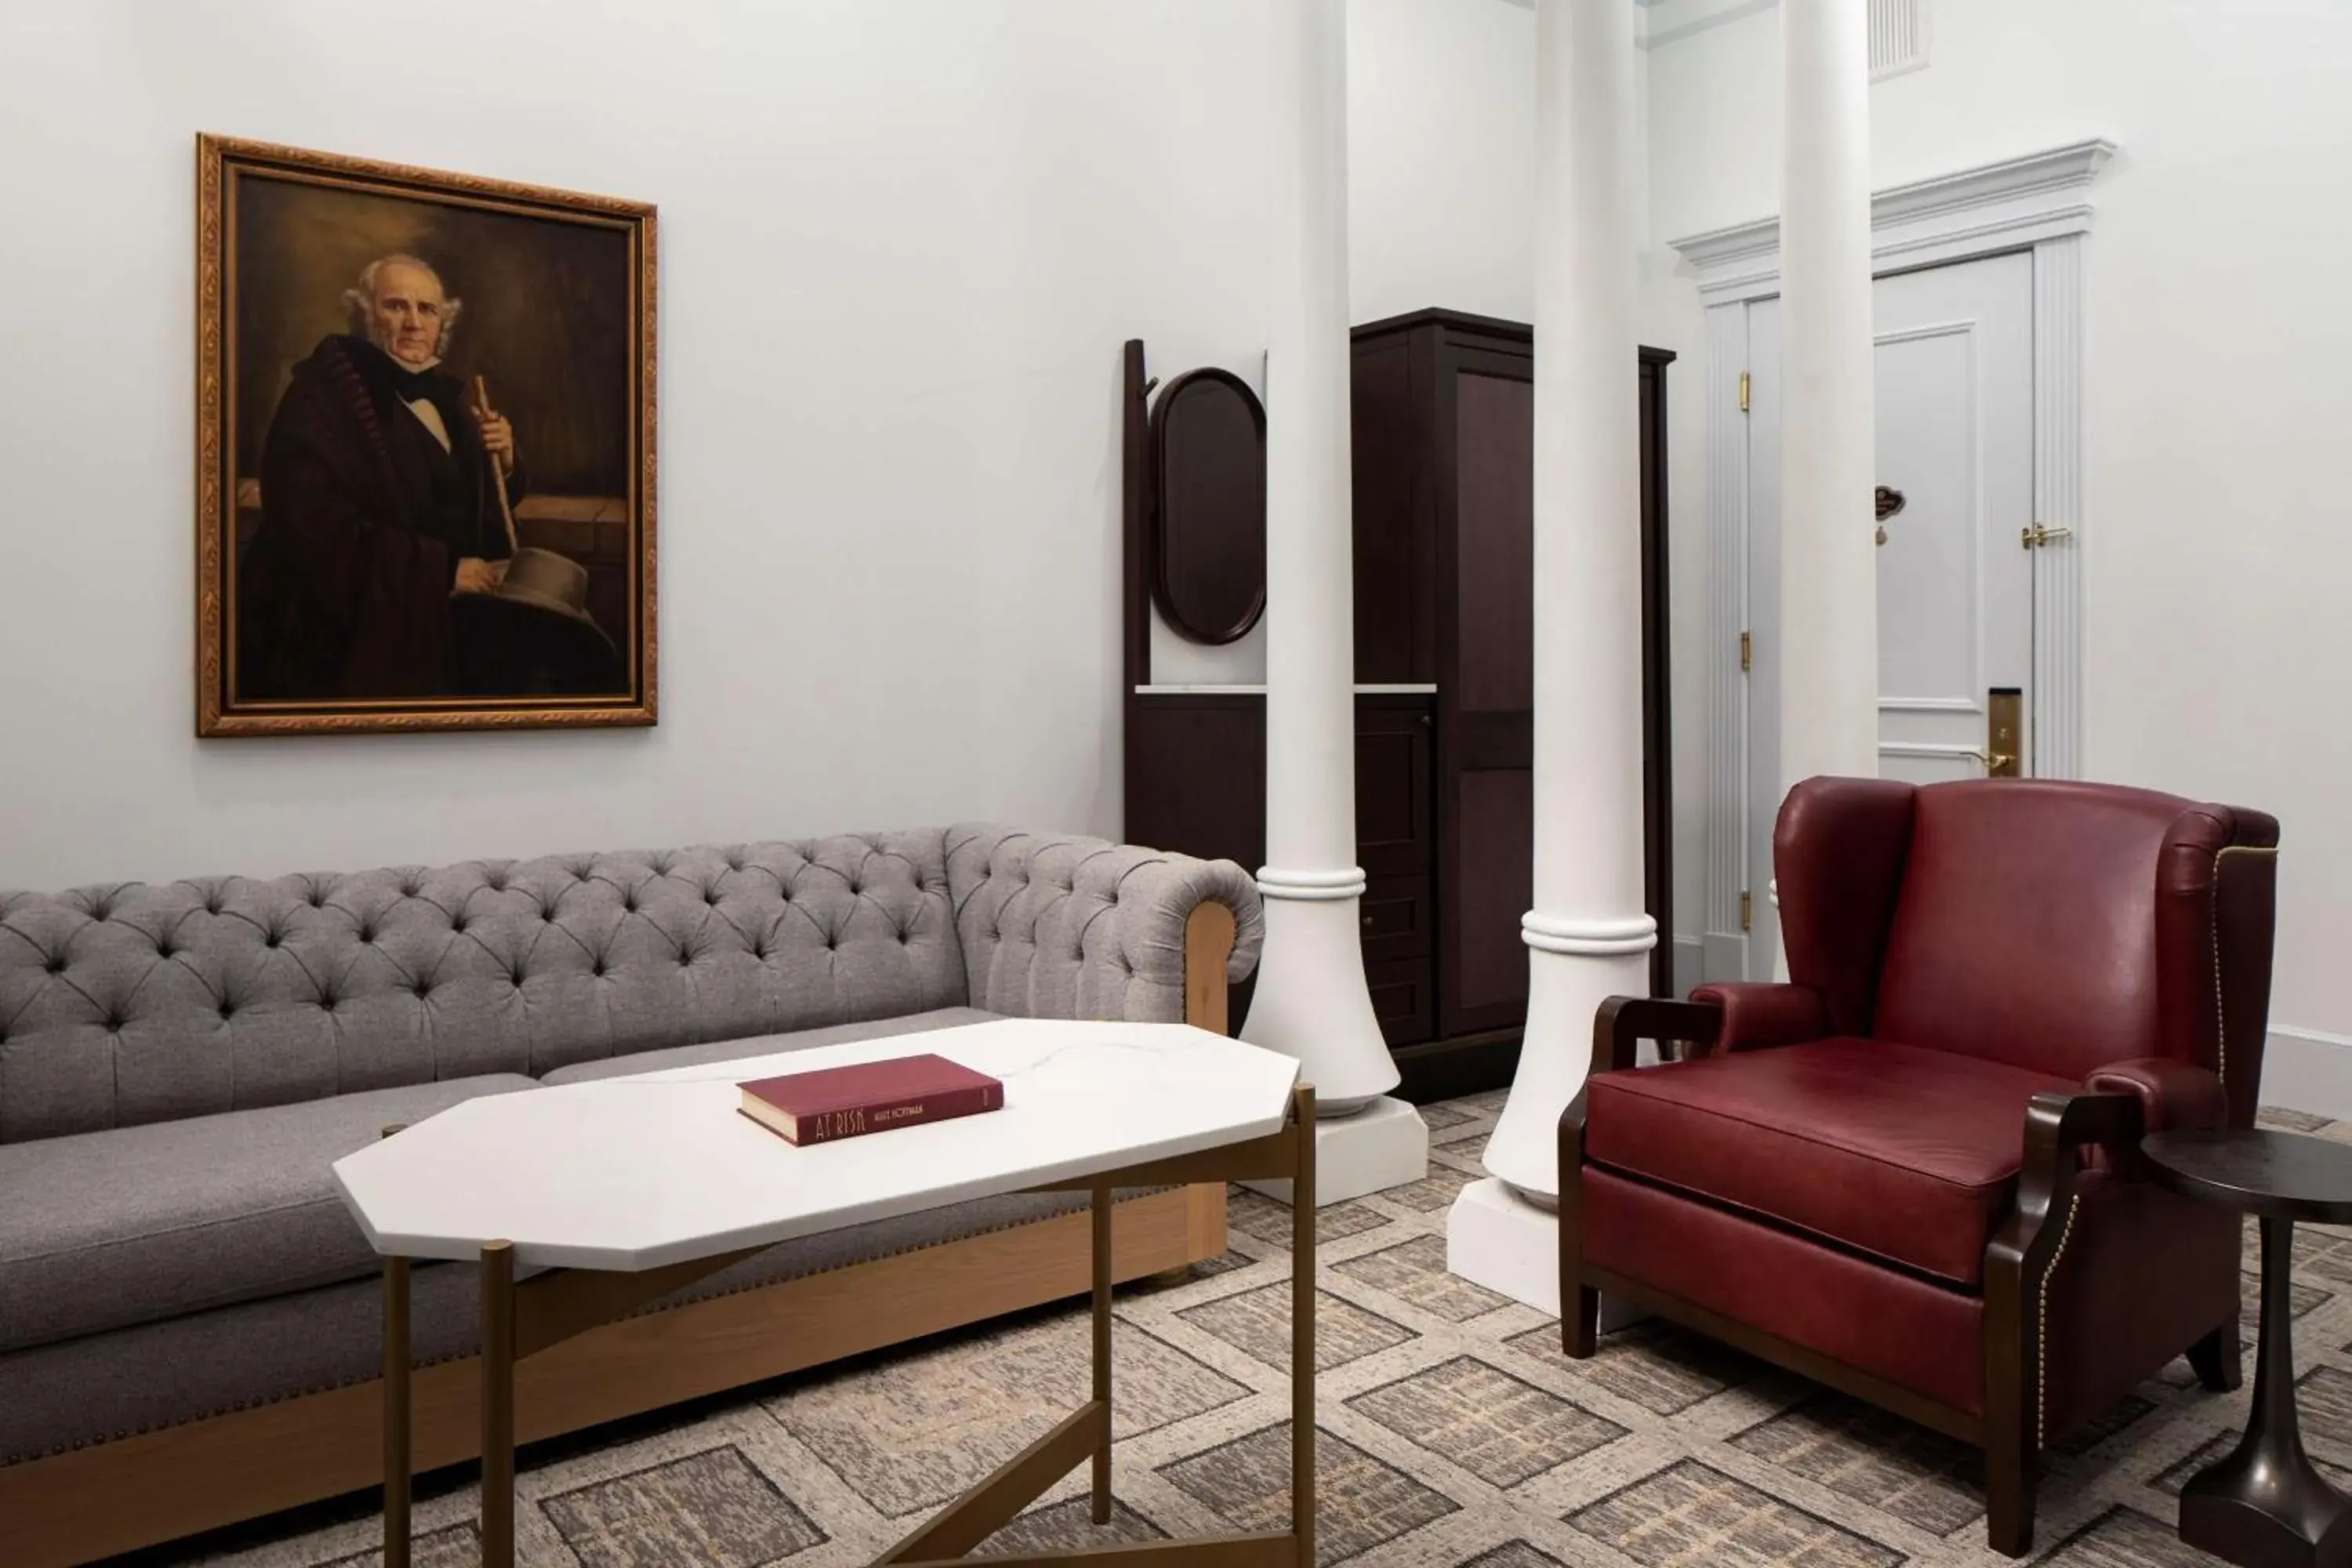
[1240,0,1425,1205]
[1778,0,1878,790]
[1447,0,1648,1312]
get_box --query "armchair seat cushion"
[1584,1038,2074,1287]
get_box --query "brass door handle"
[1969,750,2016,774]
[2020,524,2074,550]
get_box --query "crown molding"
[1668,138,2117,302]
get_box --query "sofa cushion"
[0,1073,536,1352]
[1584,1038,2074,1286]
[539,1007,1000,1084]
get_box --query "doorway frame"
[1670,138,2114,982]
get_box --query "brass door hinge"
[1738,371,1751,413]
[1739,630,1752,673]
[1740,891,1753,932]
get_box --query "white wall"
[1347,0,1537,326]
[1645,0,2352,1069]
[0,0,1541,893]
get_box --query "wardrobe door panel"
[1452,372,1535,714]
[1451,767,1534,1023]
[1352,339,1432,684]
[1439,356,1535,1038]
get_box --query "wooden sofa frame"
[0,906,1242,1567]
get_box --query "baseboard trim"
[2260,1025,2352,1120]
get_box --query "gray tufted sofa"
[0,823,1262,1566]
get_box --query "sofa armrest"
[2083,1058,2228,1134]
[1686,982,1829,1053]
[945,826,1265,1028]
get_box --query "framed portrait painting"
[194,135,657,735]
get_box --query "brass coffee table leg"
[481,1240,517,1568]
[379,1122,412,1568]
[1092,1182,1114,1523]
[383,1254,411,1568]
[1290,1085,1316,1568]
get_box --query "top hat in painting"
[451,546,625,697]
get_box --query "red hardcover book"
[738,1053,1004,1146]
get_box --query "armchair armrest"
[1686,982,1830,1053]
[1983,1088,2146,1461]
[2083,1058,2228,1134]
[1588,996,1726,1076]
[945,826,1266,1029]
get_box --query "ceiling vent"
[1869,0,1931,82]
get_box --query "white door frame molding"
[1671,138,2113,979]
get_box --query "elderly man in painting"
[236,253,524,699]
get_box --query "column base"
[1243,1095,1427,1206]
[1444,1177,1646,1329]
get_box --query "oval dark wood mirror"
[1150,367,1267,645]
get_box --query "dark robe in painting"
[237,335,524,700]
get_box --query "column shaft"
[1778,0,1879,789]
[1241,0,1399,1112]
[1479,0,1650,1203]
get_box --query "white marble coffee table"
[336,1018,1316,1568]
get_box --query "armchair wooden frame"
[0,906,1246,1568]
[1558,996,2242,1559]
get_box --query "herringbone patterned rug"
[143,1095,2352,1567]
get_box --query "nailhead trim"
[2034,1191,2084,1448]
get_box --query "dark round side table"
[2144,1128,2352,1566]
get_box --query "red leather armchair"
[1560,777,2279,1557]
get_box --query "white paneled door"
[1871,252,2034,785]
[1740,251,2035,978]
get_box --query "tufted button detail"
[400,880,422,898]
[45,956,67,975]
[485,873,507,893]
[263,932,282,950]
[358,924,377,943]
[307,891,325,909]
[591,958,607,978]
[218,1000,235,1020]
[726,855,745,873]
[705,888,721,906]
[752,944,770,962]
[414,981,431,999]
[205,895,224,915]
[510,966,526,986]
[451,916,468,935]
[157,941,175,960]
[319,993,338,1014]
[677,949,693,967]
[103,1011,125,1033]
[623,894,639,914]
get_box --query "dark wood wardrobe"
[1124,310,1675,1102]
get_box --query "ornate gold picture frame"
[195,134,657,735]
